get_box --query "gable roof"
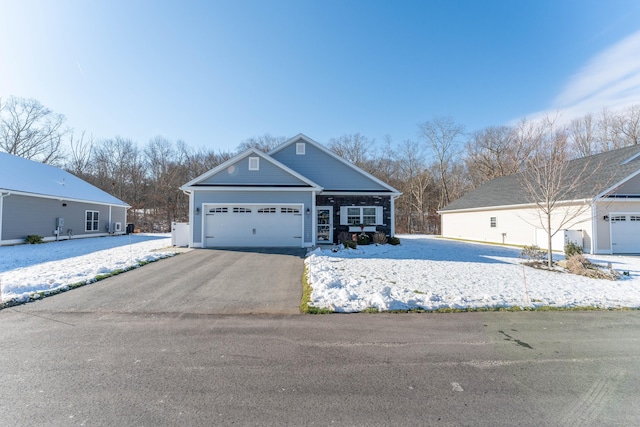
[440,144,640,212]
[269,133,401,194]
[0,152,129,206]
[180,148,322,190]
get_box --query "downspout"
[0,192,10,243]
[591,200,598,255]
[311,190,317,247]
[391,194,400,237]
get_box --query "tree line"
[2,95,639,234]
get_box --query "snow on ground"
[0,234,176,304]
[306,235,640,312]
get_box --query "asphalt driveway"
[24,248,306,315]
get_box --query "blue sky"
[1,0,640,153]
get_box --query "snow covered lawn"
[305,235,640,312]
[0,234,177,304]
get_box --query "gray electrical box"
[56,217,64,228]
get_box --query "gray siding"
[609,173,640,195]
[199,155,310,186]
[2,194,126,242]
[192,190,314,245]
[271,142,388,191]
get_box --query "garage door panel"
[205,204,302,247]
[611,214,640,254]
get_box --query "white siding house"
[439,145,640,254]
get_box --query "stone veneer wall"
[316,195,392,243]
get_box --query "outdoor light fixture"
[306,208,310,215]
[603,215,609,221]
[196,207,201,215]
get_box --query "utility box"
[535,229,583,252]
[56,217,64,228]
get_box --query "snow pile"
[305,235,640,312]
[0,234,176,303]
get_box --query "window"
[340,206,383,225]
[281,207,301,214]
[233,207,252,213]
[631,215,640,221]
[209,207,228,213]
[490,217,497,228]
[611,215,626,222]
[258,207,276,213]
[248,157,259,170]
[296,142,305,155]
[85,210,99,231]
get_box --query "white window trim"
[339,206,383,226]
[490,217,497,228]
[85,210,99,232]
[248,157,259,171]
[296,142,306,155]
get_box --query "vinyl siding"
[198,155,310,186]
[594,200,640,253]
[2,194,126,242]
[271,142,389,191]
[608,173,640,195]
[191,190,314,245]
[441,204,593,253]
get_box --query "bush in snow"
[25,235,44,244]
[388,236,401,245]
[565,254,620,280]
[357,234,370,245]
[372,232,387,245]
[520,244,546,262]
[564,241,583,258]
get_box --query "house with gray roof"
[180,134,401,248]
[0,152,129,245]
[439,145,640,254]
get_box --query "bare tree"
[418,116,465,208]
[568,113,597,157]
[517,118,602,267]
[0,96,68,164]
[615,104,640,147]
[65,130,94,177]
[328,133,373,168]
[236,133,286,153]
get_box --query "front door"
[316,206,333,243]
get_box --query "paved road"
[1,307,639,426]
[27,247,306,315]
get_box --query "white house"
[439,145,640,254]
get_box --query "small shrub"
[521,244,547,261]
[343,240,357,249]
[566,254,620,280]
[25,235,44,244]
[388,236,401,245]
[372,231,387,245]
[357,234,370,245]
[337,231,351,244]
[564,241,583,258]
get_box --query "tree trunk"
[547,213,553,268]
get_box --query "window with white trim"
[85,210,99,231]
[296,142,305,155]
[630,215,640,221]
[490,217,497,227]
[611,215,626,222]
[258,207,276,213]
[233,207,252,213]
[210,207,228,213]
[340,206,383,225]
[248,157,259,170]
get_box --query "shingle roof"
[0,152,129,206]
[440,144,640,212]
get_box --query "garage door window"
[611,215,626,222]
[281,207,300,214]
[258,207,276,213]
[210,207,228,213]
[631,215,640,221]
[233,207,252,213]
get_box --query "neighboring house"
[180,134,401,248]
[439,145,640,254]
[0,152,129,246]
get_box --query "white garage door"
[204,204,303,247]
[610,214,640,253]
